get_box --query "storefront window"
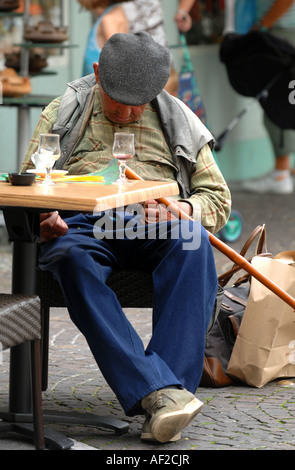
[0,0,69,69]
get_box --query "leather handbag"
[200,225,269,387]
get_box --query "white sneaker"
[241,171,293,194]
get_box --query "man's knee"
[39,238,86,271]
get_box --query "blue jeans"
[38,212,217,416]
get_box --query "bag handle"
[218,225,270,287]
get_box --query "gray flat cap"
[99,32,171,106]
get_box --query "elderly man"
[21,32,231,443]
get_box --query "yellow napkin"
[49,175,105,183]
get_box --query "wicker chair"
[0,294,44,450]
[35,267,154,435]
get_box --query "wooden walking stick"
[125,166,295,310]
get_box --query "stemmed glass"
[37,133,61,185]
[112,133,135,184]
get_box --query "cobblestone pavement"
[0,190,295,451]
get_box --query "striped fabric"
[0,294,41,350]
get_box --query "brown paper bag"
[227,252,295,387]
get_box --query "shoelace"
[146,392,177,415]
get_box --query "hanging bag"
[178,33,207,125]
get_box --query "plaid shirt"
[21,86,231,233]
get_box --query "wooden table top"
[0,180,179,212]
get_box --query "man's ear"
[93,62,99,83]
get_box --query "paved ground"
[0,188,295,452]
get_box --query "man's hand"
[143,198,192,224]
[40,211,68,243]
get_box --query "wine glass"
[112,133,135,184]
[37,133,61,185]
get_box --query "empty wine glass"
[112,133,135,184]
[37,133,61,185]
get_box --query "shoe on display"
[0,0,20,12]
[240,171,293,194]
[0,68,31,97]
[23,21,68,43]
[5,48,48,74]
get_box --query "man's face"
[94,62,147,124]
